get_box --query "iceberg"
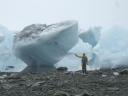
[0,25,27,72]
[0,25,12,48]
[79,27,101,47]
[56,26,128,71]
[94,26,128,69]
[1,22,127,72]
[14,20,79,72]
[55,39,93,71]
[0,32,4,43]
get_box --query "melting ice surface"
[55,39,94,71]
[79,27,101,47]
[93,26,128,69]
[56,26,128,71]
[0,25,27,72]
[1,24,128,72]
[14,21,78,69]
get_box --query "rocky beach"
[0,69,128,96]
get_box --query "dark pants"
[82,64,86,74]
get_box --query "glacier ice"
[0,25,27,72]
[1,22,128,72]
[0,32,4,43]
[93,26,128,69]
[14,21,79,71]
[55,39,94,71]
[56,26,128,71]
[79,27,101,47]
[0,25,13,49]
[0,51,27,72]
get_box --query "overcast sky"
[0,0,128,30]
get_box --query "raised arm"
[75,54,82,58]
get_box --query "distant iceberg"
[14,21,79,72]
[79,27,101,47]
[93,26,128,69]
[57,26,128,71]
[0,25,27,72]
[0,32,4,43]
[55,39,93,71]
[1,22,128,72]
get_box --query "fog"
[0,0,128,30]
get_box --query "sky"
[0,0,128,31]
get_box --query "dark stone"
[119,69,128,75]
[77,91,93,96]
[54,91,70,96]
[106,87,119,91]
[56,67,68,72]
[22,64,55,73]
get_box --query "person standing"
[75,53,88,74]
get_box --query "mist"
[0,0,128,31]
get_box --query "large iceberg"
[14,21,78,72]
[93,26,128,69]
[0,25,27,72]
[0,32,4,43]
[79,27,101,47]
[1,21,128,72]
[55,39,93,71]
[56,26,128,71]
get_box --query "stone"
[31,81,45,87]
[102,74,107,77]
[76,90,93,96]
[56,67,68,72]
[119,69,128,75]
[113,72,119,76]
[54,91,70,96]
[106,87,119,91]
[2,84,13,90]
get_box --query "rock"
[0,79,6,83]
[106,87,119,91]
[113,72,119,76]
[64,71,71,75]
[54,91,70,96]
[6,76,21,79]
[2,84,13,90]
[119,69,128,75]
[31,81,45,87]
[0,74,7,79]
[56,67,68,72]
[76,90,93,96]
[102,74,107,78]
[0,76,5,79]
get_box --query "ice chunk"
[0,51,27,72]
[55,39,93,71]
[79,27,101,47]
[14,24,47,41]
[94,26,128,69]
[0,25,13,49]
[0,25,27,72]
[14,20,78,71]
[0,32,4,43]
